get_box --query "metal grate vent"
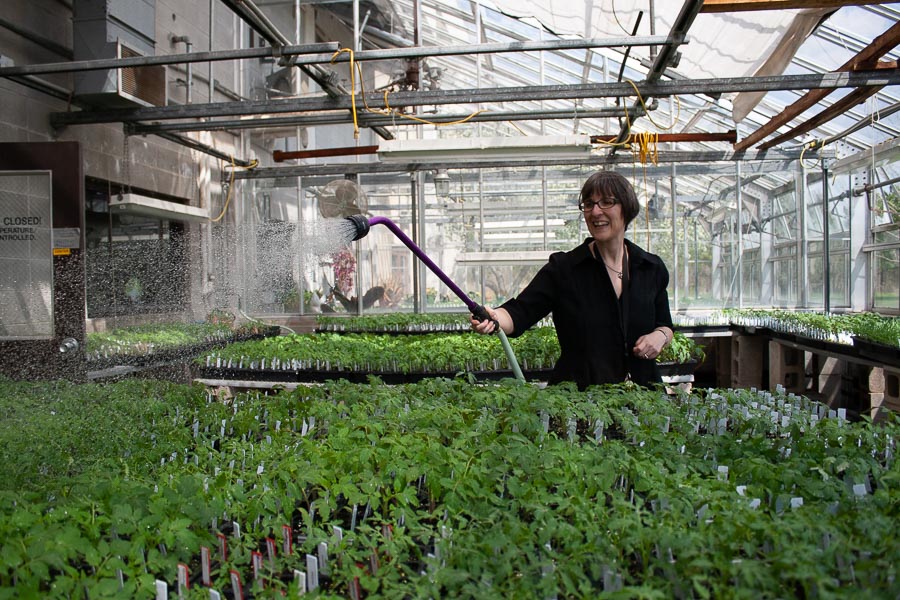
[118,43,166,107]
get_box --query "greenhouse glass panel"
[872,248,899,312]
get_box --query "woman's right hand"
[470,306,498,334]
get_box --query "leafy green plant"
[657,331,706,364]
[1,377,897,597]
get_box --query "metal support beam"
[0,43,340,78]
[233,148,822,180]
[701,0,886,12]
[127,106,649,134]
[135,129,257,167]
[734,19,900,150]
[50,69,900,127]
[612,0,705,149]
[758,82,886,149]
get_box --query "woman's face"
[583,193,625,244]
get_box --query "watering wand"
[345,214,525,382]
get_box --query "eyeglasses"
[578,198,617,212]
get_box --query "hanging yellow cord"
[799,139,823,170]
[331,48,486,132]
[331,48,360,139]
[209,155,258,223]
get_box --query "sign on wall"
[0,171,53,338]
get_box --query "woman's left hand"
[633,331,665,361]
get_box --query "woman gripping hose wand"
[471,171,673,389]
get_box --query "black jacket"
[500,237,673,389]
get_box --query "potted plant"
[656,331,705,377]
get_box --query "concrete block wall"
[768,341,806,394]
[731,334,765,389]
[873,368,900,422]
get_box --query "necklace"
[592,242,626,279]
[601,259,623,279]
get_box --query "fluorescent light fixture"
[108,194,210,223]
[378,135,592,163]
[456,250,553,266]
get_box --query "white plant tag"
[155,580,168,600]
[282,524,293,555]
[201,546,211,586]
[791,497,804,509]
[177,563,189,597]
[318,541,329,575]
[294,570,306,595]
[306,555,319,590]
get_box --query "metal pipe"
[172,36,194,104]
[147,130,256,167]
[823,163,831,313]
[856,173,900,194]
[234,148,822,179]
[128,106,649,134]
[50,70,900,126]
[273,145,378,161]
[0,42,341,77]
[209,0,215,101]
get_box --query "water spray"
[345,214,525,381]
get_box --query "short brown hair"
[579,171,640,229]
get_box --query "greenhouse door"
[0,141,85,380]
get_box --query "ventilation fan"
[317,178,368,218]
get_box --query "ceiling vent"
[73,0,166,108]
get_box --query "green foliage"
[657,331,705,364]
[316,312,473,333]
[86,322,235,355]
[0,378,897,596]
[206,326,699,373]
[726,309,900,348]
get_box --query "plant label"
[790,497,804,509]
[229,570,243,600]
[201,546,211,586]
[294,570,306,595]
[283,524,293,555]
[266,537,277,564]
[306,554,319,590]
[318,541,329,575]
[155,580,168,600]
[210,590,222,600]
[217,533,228,561]
[252,550,263,580]
[177,563,190,596]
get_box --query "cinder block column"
[815,356,844,407]
[873,368,900,422]
[768,341,806,394]
[731,334,765,389]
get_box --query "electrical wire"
[330,48,485,136]
[210,155,258,223]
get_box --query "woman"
[471,170,674,389]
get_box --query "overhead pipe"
[128,105,650,134]
[171,35,194,104]
[0,42,341,77]
[611,0,705,152]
